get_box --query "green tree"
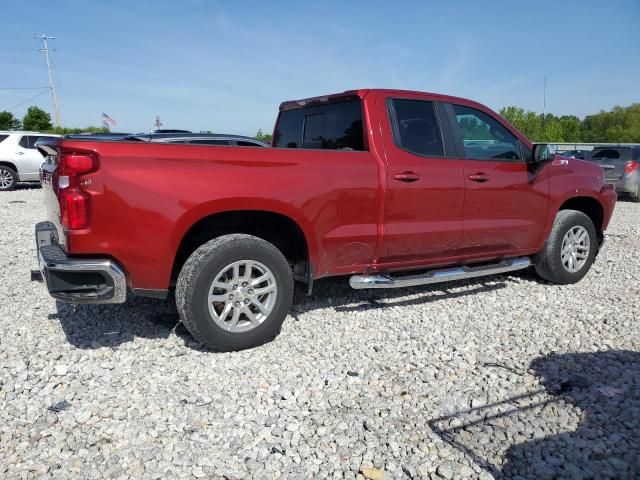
[501,103,640,143]
[556,116,582,142]
[500,106,544,140]
[255,128,272,143]
[582,104,640,143]
[22,106,52,131]
[0,111,21,130]
[47,126,109,135]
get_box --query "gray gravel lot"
[1,186,638,479]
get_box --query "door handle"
[468,173,489,183]
[16,152,24,155]
[393,171,421,182]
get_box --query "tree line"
[499,103,640,143]
[0,106,108,134]
[2,103,638,143]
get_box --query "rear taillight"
[624,160,639,175]
[61,154,96,175]
[60,189,90,229]
[57,153,97,230]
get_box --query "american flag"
[101,112,117,126]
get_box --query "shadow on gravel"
[52,297,195,349]
[296,275,510,314]
[615,195,638,203]
[52,274,516,349]
[429,350,640,479]
[13,183,41,190]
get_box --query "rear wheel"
[534,210,597,284]
[176,234,294,351]
[0,166,17,191]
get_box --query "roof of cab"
[278,88,490,112]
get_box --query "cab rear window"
[274,98,365,151]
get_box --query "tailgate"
[38,145,66,249]
[590,158,626,181]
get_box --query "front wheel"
[534,210,597,284]
[176,234,294,351]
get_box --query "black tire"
[534,209,597,285]
[176,234,294,351]
[0,166,17,191]
[630,183,640,203]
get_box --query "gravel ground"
[1,186,639,480]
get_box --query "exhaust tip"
[31,269,43,282]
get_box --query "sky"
[1,0,638,135]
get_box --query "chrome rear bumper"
[33,221,127,304]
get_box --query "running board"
[349,257,531,289]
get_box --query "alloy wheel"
[0,169,13,189]
[207,260,278,333]
[560,225,590,273]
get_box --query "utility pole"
[542,77,547,141]
[35,34,61,127]
[155,115,162,130]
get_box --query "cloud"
[437,38,472,90]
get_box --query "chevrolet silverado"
[33,89,617,351]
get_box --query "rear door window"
[388,99,444,157]
[0,134,8,144]
[452,105,521,161]
[274,98,364,150]
[592,149,621,159]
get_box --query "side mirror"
[531,143,557,163]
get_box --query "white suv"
[0,131,61,191]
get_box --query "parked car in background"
[149,129,192,134]
[0,131,60,191]
[586,146,640,201]
[132,133,270,147]
[559,149,590,160]
[65,132,132,141]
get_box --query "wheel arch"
[558,196,604,233]
[0,161,18,172]
[170,205,316,286]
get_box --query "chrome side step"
[349,257,531,289]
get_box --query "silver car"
[586,146,640,202]
[0,131,61,191]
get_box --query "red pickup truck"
[34,89,617,351]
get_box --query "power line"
[0,87,51,90]
[5,88,51,111]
